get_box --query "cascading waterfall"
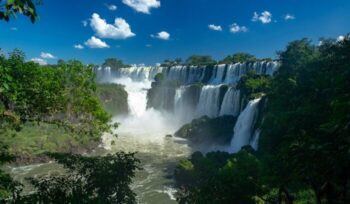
[210,64,226,84]
[219,88,240,117]
[95,62,276,152]
[96,61,279,85]
[195,85,222,118]
[228,98,262,153]
[174,87,195,124]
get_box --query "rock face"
[175,115,236,145]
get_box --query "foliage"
[16,152,140,203]
[0,49,118,200]
[236,71,272,106]
[259,36,350,203]
[0,142,22,201]
[161,58,182,67]
[0,0,40,23]
[175,116,236,145]
[185,55,217,66]
[220,52,257,64]
[175,35,350,204]
[0,50,111,137]
[102,58,131,70]
[96,83,129,116]
[175,150,268,204]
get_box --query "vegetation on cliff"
[175,35,350,203]
[96,84,129,116]
[0,49,137,202]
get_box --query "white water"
[98,61,279,86]
[174,86,196,124]
[195,85,222,118]
[219,88,241,117]
[228,98,261,153]
[100,77,190,203]
[250,129,261,151]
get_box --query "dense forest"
[0,50,137,202]
[174,37,350,203]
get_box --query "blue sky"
[0,0,349,65]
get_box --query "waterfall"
[219,88,240,117]
[250,129,260,150]
[174,87,194,124]
[210,64,226,84]
[195,85,222,118]
[228,98,261,153]
[95,61,279,86]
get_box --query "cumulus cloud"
[122,0,160,14]
[84,36,110,48]
[74,44,84,49]
[337,35,345,42]
[105,4,117,11]
[40,52,55,59]
[230,23,248,33]
[252,11,272,24]
[151,31,170,40]
[31,58,47,65]
[208,24,222,31]
[284,14,295,20]
[90,13,135,39]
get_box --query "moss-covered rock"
[96,83,128,116]
[175,115,236,145]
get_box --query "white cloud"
[208,24,222,31]
[229,23,248,33]
[122,0,160,14]
[284,14,295,20]
[74,44,84,49]
[337,35,345,42]
[82,20,88,27]
[84,36,110,48]
[90,13,135,39]
[40,52,55,59]
[252,11,272,24]
[151,31,170,40]
[105,4,117,11]
[31,58,47,65]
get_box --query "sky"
[0,0,350,65]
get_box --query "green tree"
[0,0,40,23]
[14,152,140,203]
[220,53,257,64]
[185,55,216,66]
[102,58,130,70]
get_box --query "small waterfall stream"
[228,98,262,153]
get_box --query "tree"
[220,53,257,64]
[13,152,140,203]
[185,55,216,66]
[0,0,40,23]
[102,58,130,70]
